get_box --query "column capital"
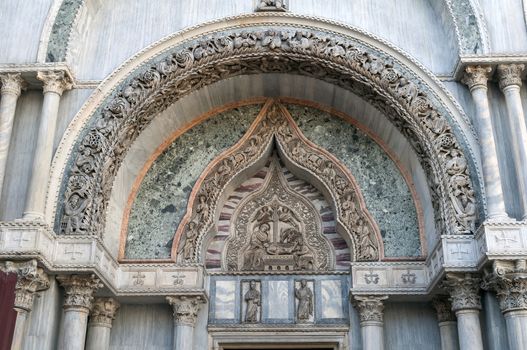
[0,73,27,97]
[441,272,482,312]
[461,65,492,91]
[351,295,388,324]
[166,295,205,326]
[497,64,525,90]
[57,274,102,312]
[89,297,120,328]
[431,295,456,323]
[0,259,50,312]
[482,259,527,314]
[36,71,73,96]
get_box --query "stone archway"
[174,100,382,263]
[57,24,479,246]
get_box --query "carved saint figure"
[244,280,260,323]
[295,279,313,321]
[182,221,199,260]
[243,223,270,270]
[61,193,88,234]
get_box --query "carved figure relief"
[295,279,314,322]
[243,280,261,323]
[60,26,479,246]
[256,0,287,12]
[175,102,382,264]
[226,156,329,271]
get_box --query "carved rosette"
[177,102,381,263]
[0,73,26,96]
[60,26,478,245]
[497,64,525,90]
[442,273,482,312]
[352,295,388,324]
[89,297,120,327]
[166,295,205,326]
[461,65,492,91]
[432,296,456,323]
[0,260,50,312]
[36,71,73,96]
[57,274,102,311]
[482,260,527,314]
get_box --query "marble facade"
[1,1,527,350]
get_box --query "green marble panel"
[288,104,420,257]
[124,105,261,258]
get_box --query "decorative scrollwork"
[59,26,478,245]
[177,101,381,263]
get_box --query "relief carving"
[244,280,261,323]
[295,279,314,322]
[256,0,287,12]
[60,27,478,246]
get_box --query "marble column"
[497,64,527,220]
[85,298,120,350]
[461,65,508,220]
[432,296,460,350]
[166,295,205,350]
[56,274,102,350]
[483,259,527,350]
[23,71,72,221]
[352,295,388,350]
[442,273,484,350]
[0,73,25,199]
[0,260,50,350]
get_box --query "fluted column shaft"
[86,298,120,350]
[0,260,50,350]
[0,74,25,200]
[461,66,508,219]
[57,274,102,350]
[166,295,205,350]
[443,273,484,350]
[497,64,527,219]
[23,71,72,220]
[483,260,527,350]
[352,295,388,350]
[432,296,459,350]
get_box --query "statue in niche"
[295,279,313,322]
[244,280,261,323]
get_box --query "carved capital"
[442,273,482,312]
[166,295,205,326]
[432,296,456,323]
[89,297,120,328]
[497,64,525,90]
[461,65,492,91]
[0,73,26,97]
[57,274,102,311]
[482,260,527,313]
[352,295,388,324]
[0,260,50,312]
[36,71,72,96]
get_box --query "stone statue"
[295,279,313,321]
[181,221,199,260]
[244,280,260,323]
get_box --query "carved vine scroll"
[59,26,478,242]
[175,101,382,262]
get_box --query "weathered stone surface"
[125,105,260,258]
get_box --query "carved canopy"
[175,101,382,262]
[58,25,478,245]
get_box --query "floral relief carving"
[442,272,481,312]
[166,295,205,326]
[178,101,381,263]
[59,27,478,244]
[352,295,388,324]
[497,64,525,90]
[57,274,103,311]
[432,295,456,322]
[0,260,50,312]
[90,297,120,327]
[482,260,527,313]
